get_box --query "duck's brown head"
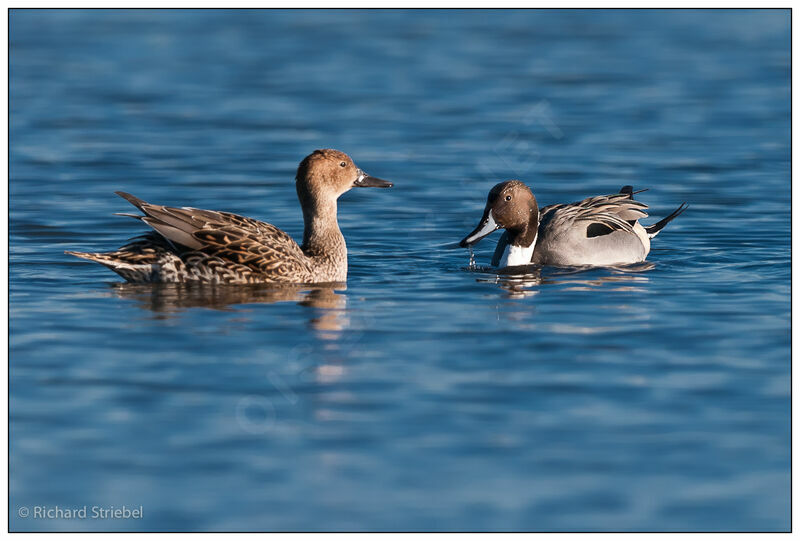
[296,149,392,202]
[460,180,539,247]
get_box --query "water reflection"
[473,262,655,297]
[107,282,349,334]
[476,266,544,299]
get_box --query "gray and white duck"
[460,180,686,268]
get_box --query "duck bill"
[354,169,393,188]
[460,209,500,247]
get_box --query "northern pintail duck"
[67,149,392,283]
[460,180,686,268]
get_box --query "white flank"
[632,222,651,254]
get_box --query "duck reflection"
[473,261,654,297]
[107,282,349,334]
[476,266,545,299]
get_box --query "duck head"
[460,180,539,247]
[296,149,392,202]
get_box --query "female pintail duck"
[460,180,686,268]
[66,149,392,284]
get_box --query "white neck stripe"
[500,232,537,267]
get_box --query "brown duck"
[66,149,392,283]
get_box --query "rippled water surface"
[10,9,790,532]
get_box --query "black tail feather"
[619,185,649,199]
[645,202,688,238]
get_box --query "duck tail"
[645,202,688,238]
[65,250,103,262]
[65,234,173,282]
[65,250,152,282]
[114,191,150,212]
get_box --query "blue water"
[10,9,790,532]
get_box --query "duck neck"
[299,191,346,264]
[507,206,539,250]
[501,207,539,267]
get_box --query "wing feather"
[542,193,648,236]
[116,192,313,282]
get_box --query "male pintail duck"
[460,180,686,268]
[66,149,392,283]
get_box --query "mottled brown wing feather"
[116,193,313,282]
[178,252,262,284]
[192,225,314,282]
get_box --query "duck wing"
[115,191,314,281]
[68,232,285,284]
[541,193,649,238]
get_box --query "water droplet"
[468,246,476,269]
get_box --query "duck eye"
[505,195,512,201]
[340,161,347,167]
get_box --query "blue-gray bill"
[459,208,499,247]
